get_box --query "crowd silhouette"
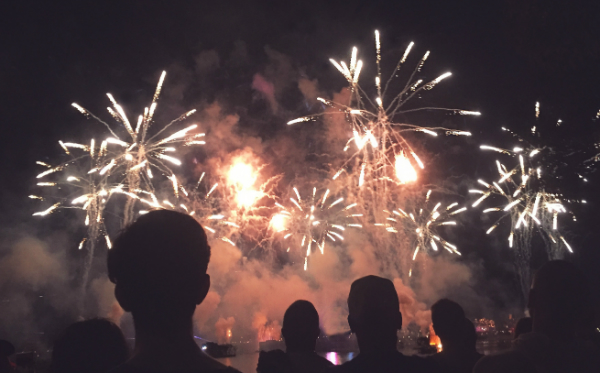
[1,210,598,373]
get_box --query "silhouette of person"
[462,319,481,354]
[334,275,439,373]
[107,210,240,373]
[513,317,532,339]
[257,300,333,373]
[474,260,600,373]
[428,299,482,373]
[0,340,15,373]
[48,318,129,373]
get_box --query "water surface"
[216,340,512,373]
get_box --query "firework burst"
[71,71,203,224]
[288,31,479,192]
[32,137,123,304]
[587,137,600,164]
[33,138,118,249]
[376,189,465,277]
[475,135,572,255]
[473,130,575,297]
[156,172,239,247]
[270,187,362,270]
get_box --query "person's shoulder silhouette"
[49,318,129,373]
[107,210,240,373]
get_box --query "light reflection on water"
[216,351,355,373]
[325,351,355,365]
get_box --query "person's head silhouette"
[281,300,321,353]
[49,318,129,373]
[431,299,466,348]
[108,209,211,336]
[528,260,590,339]
[108,210,237,372]
[347,276,402,353]
[462,318,478,350]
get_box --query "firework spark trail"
[71,71,203,225]
[476,135,572,254]
[33,71,203,311]
[473,125,574,297]
[587,136,600,163]
[157,172,239,246]
[33,138,123,308]
[33,139,117,247]
[270,187,362,270]
[288,31,479,196]
[375,190,465,276]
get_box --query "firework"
[473,127,575,297]
[376,190,465,275]
[33,71,203,309]
[225,154,281,214]
[33,137,125,305]
[199,153,282,251]
[227,160,264,210]
[591,147,600,163]
[158,172,239,246]
[33,138,119,246]
[71,71,203,224]
[587,137,600,163]
[475,137,572,254]
[288,31,479,191]
[270,187,362,269]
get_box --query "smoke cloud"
[252,74,279,114]
[0,236,77,349]
[189,225,479,341]
[0,237,67,289]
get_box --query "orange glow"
[227,162,257,189]
[395,152,417,184]
[270,214,287,232]
[236,189,261,209]
[227,160,261,209]
[429,324,442,352]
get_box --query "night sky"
[1,0,599,336]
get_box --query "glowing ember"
[429,324,442,352]
[227,161,262,209]
[395,152,418,184]
[270,214,287,232]
[236,189,262,209]
[228,162,257,189]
